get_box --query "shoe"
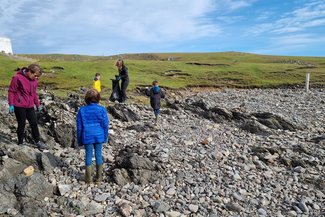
[18,142,28,146]
[85,165,93,184]
[36,141,47,150]
[155,115,159,123]
[95,164,103,184]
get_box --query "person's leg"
[85,144,93,166]
[94,143,103,165]
[154,108,160,123]
[94,143,103,183]
[25,107,40,143]
[84,144,93,183]
[120,79,129,102]
[14,107,27,145]
[155,108,160,116]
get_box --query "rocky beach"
[0,88,324,217]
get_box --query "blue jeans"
[153,109,160,117]
[85,143,103,166]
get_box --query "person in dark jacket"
[8,63,47,149]
[145,80,165,123]
[115,59,129,103]
[76,89,109,184]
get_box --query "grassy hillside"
[1,52,324,97]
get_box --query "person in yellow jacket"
[92,73,101,93]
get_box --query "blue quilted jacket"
[76,103,109,145]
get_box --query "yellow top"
[93,79,101,93]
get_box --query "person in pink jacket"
[8,63,47,149]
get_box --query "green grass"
[1,52,324,97]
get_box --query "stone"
[225,202,243,213]
[258,208,267,216]
[298,202,309,213]
[85,201,104,216]
[166,211,181,217]
[0,190,17,214]
[23,166,34,176]
[118,202,132,217]
[152,201,171,213]
[188,204,199,212]
[166,188,176,196]
[58,184,71,196]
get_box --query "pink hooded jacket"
[8,69,40,108]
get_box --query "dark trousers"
[14,107,40,144]
[120,78,129,102]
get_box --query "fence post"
[305,73,310,92]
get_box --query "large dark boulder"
[0,189,17,214]
[252,112,297,131]
[108,104,140,122]
[113,146,162,185]
[15,173,53,200]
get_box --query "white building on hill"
[0,37,13,54]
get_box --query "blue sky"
[0,0,324,56]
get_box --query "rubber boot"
[95,164,103,184]
[85,165,92,184]
[155,115,159,124]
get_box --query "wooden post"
[305,73,310,92]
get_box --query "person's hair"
[85,89,100,105]
[115,59,124,67]
[95,72,100,77]
[152,80,158,86]
[35,70,43,78]
[28,63,42,74]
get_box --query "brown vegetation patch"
[271,59,316,67]
[296,66,317,69]
[186,62,230,66]
[50,66,65,70]
[224,71,243,75]
[165,70,182,73]
[270,71,287,74]
[163,70,191,77]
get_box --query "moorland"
[1,52,324,99]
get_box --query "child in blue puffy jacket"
[145,80,165,123]
[76,89,109,184]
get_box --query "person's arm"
[161,89,165,99]
[8,76,18,106]
[119,67,128,79]
[33,81,40,108]
[102,108,109,143]
[145,88,152,97]
[76,109,83,146]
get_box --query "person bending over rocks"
[8,63,47,149]
[76,89,109,184]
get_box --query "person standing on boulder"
[115,59,129,103]
[76,89,109,184]
[145,80,165,123]
[8,63,47,149]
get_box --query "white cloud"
[251,33,325,56]
[0,0,220,42]
[0,0,30,36]
[272,34,325,47]
[249,1,325,35]
[214,0,256,11]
